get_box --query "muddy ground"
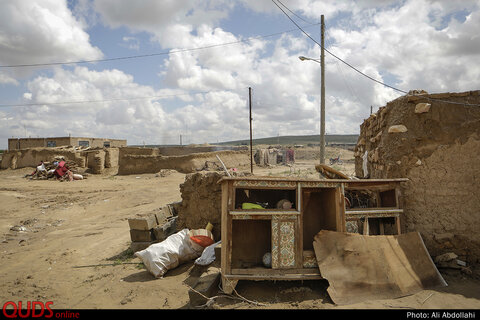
[1,148,479,311]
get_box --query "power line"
[0,91,213,108]
[272,0,480,107]
[272,0,407,94]
[275,0,317,25]
[0,23,320,69]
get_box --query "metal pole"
[320,15,325,164]
[249,87,253,174]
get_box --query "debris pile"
[25,157,86,181]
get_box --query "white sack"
[195,241,221,266]
[135,229,204,278]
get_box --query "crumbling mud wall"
[0,147,120,174]
[354,90,480,265]
[117,149,250,175]
[0,147,86,169]
[176,172,225,241]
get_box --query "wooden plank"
[231,268,321,276]
[229,210,299,216]
[220,181,229,275]
[363,217,369,235]
[313,230,447,305]
[346,208,403,215]
[335,187,344,232]
[218,176,408,183]
[224,274,323,281]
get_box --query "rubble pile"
[25,157,86,181]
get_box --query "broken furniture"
[345,179,405,235]
[313,230,447,305]
[218,176,407,294]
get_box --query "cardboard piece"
[313,230,447,305]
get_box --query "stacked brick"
[128,203,179,252]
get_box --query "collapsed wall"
[1,145,249,176]
[0,146,119,174]
[0,147,87,169]
[354,90,480,265]
[117,149,250,175]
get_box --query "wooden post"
[249,87,253,174]
[320,15,325,164]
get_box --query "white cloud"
[0,0,103,79]
[94,0,232,48]
[0,72,19,85]
[2,0,479,149]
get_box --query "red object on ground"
[55,161,68,178]
[190,235,214,247]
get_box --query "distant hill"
[216,134,359,146]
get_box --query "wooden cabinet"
[219,176,406,294]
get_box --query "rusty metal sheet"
[313,230,447,305]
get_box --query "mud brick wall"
[354,90,480,265]
[176,172,225,241]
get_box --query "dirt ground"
[1,148,480,311]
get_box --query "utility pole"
[320,14,325,164]
[249,87,253,174]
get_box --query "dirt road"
[1,159,479,310]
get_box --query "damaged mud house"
[1,90,479,307]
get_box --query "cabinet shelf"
[220,176,407,294]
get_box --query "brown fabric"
[313,230,447,305]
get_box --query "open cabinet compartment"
[302,187,340,251]
[234,188,297,210]
[231,219,271,269]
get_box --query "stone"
[415,103,431,113]
[188,268,221,307]
[388,125,408,133]
[434,252,458,263]
[433,233,454,241]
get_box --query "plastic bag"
[195,241,221,266]
[135,229,204,278]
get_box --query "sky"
[0,0,479,148]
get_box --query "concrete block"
[188,269,221,307]
[129,229,155,242]
[153,217,177,241]
[128,214,157,230]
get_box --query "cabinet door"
[271,215,297,269]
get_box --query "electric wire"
[272,0,480,107]
[0,23,319,69]
[0,91,212,108]
[272,0,407,94]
